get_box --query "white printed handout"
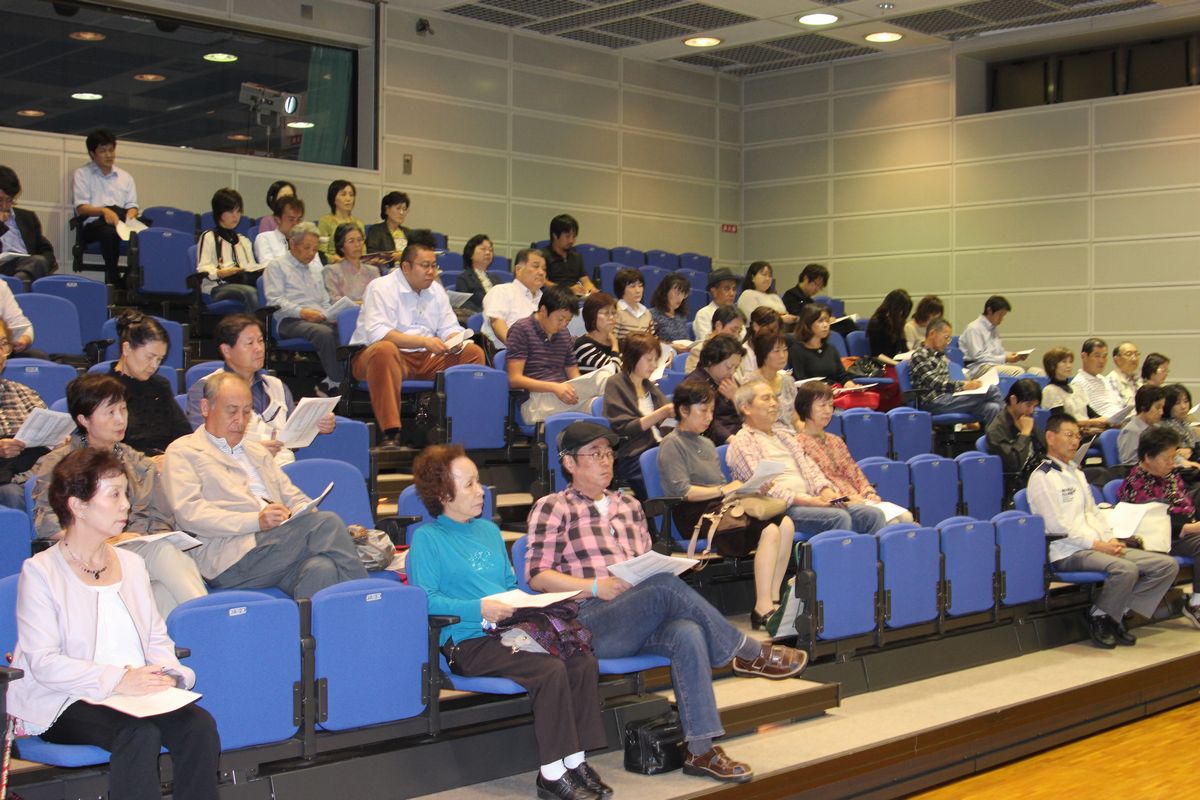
[323,296,358,319]
[607,550,698,585]
[1106,405,1135,427]
[115,218,148,242]
[1072,436,1097,467]
[954,367,999,396]
[520,364,615,424]
[87,687,201,718]
[13,408,74,449]
[276,396,339,449]
[869,501,910,523]
[893,351,914,362]
[282,482,333,525]
[831,313,859,325]
[443,330,467,352]
[1013,348,1036,360]
[446,290,473,309]
[485,589,580,608]
[730,460,786,495]
[794,377,825,387]
[650,342,676,382]
[113,531,202,552]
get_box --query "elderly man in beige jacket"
[162,371,366,598]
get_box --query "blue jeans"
[576,572,741,743]
[923,386,1004,426]
[788,503,885,537]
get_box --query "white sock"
[1190,593,1200,607]
[540,760,567,781]
[563,751,585,769]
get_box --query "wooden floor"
[912,698,1200,798]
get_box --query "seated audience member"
[789,304,859,390]
[454,234,494,313]
[1041,347,1108,436]
[72,129,140,286]
[186,314,335,464]
[658,380,795,629]
[866,289,912,364]
[0,318,48,508]
[408,445,611,800]
[747,331,799,433]
[1071,338,1126,419]
[108,311,191,456]
[196,187,261,312]
[602,332,672,497]
[909,318,1003,425]
[317,180,365,263]
[959,295,1033,378]
[1118,426,1200,626]
[264,222,345,397]
[527,421,806,784]
[684,305,745,375]
[739,307,782,376]
[692,268,739,342]
[541,214,596,297]
[1162,384,1199,465]
[0,278,36,355]
[649,272,692,349]
[685,334,744,445]
[986,379,1046,495]
[795,381,912,523]
[0,165,56,283]
[26,375,205,616]
[728,379,886,537]
[1105,341,1142,408]
[365,191,411,262]
[1029,413,1178,648]
[257,180,295,234]
[483,248,545,350]
[574,292,621,374]
[1142,352,1170,387]
[323,223,379,304]
[1117,385,1166,467]
[737,261,794,324]
[165,372,367,598]
[253,195,305,267]
[6,448,219,800]
[781,263,828,318]
[348,234,485,447]
[507,287,603,424]
[614,268,653,340]
[904,294,943,351]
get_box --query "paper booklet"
[443,330,468,352]
[831,313,859,325]
[447,290,473,309]
[730,460,786,495]
[1072,436,1097,467]
[276,396,339,449]
[649,342,675,382]
[954,367,999,396]
[894,350,914,362]
[115,218,148,242]
[870,501,910,523]
[87,686,200,718]
[1107,502,1164,539]
[484,589,580,608]
[13,408,74,449]
[323,296,358,319]
[607,551,698,585]
[282,482,333,525]
[1107,405,1135,426]
[113,531,202,552]
[794,376,824,387]
[672,339,694,349]
[1013,348,1035,359]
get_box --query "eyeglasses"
[567,449,615,462]
[412,260,439,271]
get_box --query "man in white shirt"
[1070,338,1126,420]
[1027,413,1177,648]
[483,248,545,350]
[959,295,1033,379]
[72,129,141,286]
[692,269,739,342]
[253,196,308,266]
[1105,341,1143,408]
[349,233,485,446]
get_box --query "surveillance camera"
[416,18,434,36]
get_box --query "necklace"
[62,540,108,581]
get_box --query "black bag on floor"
[623,711,685,774]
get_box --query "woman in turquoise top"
[407,445,611,800]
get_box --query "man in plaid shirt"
[908,318,1003,424]
[527,421,807,784]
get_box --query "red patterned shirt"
[525,486,651,582]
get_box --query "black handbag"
[846,355,885,378]
[623,711,685,774]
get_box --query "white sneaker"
[1180,603,1200,630]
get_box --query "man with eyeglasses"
[1028,412,1177,649]
[482,248,545,350]
[0,165,56,286]
[1105,341,1143,409]
[527,421,807,785]
[349,231,484,447]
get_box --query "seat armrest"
[377,514,423,546]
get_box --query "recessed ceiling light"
[227,134,252,141]
[16,109,45,118]
[71,92,103,101]
[287,121,315,129]
[683,36,721,47]
[203,52,238,63]
[865,31,903,42]
[798,13,839,25]
[69,31,105,41]
[133,73,166,82]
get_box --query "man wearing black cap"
[691,268,739,342]
[526,420,807,784]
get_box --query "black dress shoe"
[1088,614,1117,649]
[1113,618,1137,646]
[571,763,612,797]
[537,769,599,800]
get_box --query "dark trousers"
[0,254,52,283]
[445,636,606,764]
[41,700,220,800]
[80,218,123,283]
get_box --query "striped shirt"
[506,315,576,382]
[525,486,652,581]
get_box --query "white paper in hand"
[277,396,339,449]
[87,687,200,718]
[282,482,333,525]
[732,460,786,495]
[112,531,202,552]
[485,589,580,608]
[14,408,75,449]
[607,551,698,585]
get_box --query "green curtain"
[298,46,354,166]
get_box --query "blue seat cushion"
[17,738,111,767]
[1053,570,1107,583]
[598,654,670,675]
[439,654,524,695]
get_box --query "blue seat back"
[886,407,932,460]
[992,511,1046,606]
[878,526,940,628]
[858,457,910,508]
[610,247,645,268]
[283,458,373,527]
[543,412,609,493]
[133,228,195,296]
[168,592,300,749]
[487,269,513,284]
[31,276,110,344]
[295,417,373,483]
[0,275,24,295]
[716,443,731,480]
[142,206,196,235]
[466,312,483,334]
[442,365,508,450]
[807,530,878,640]
[813,295,844,317]
[1103,478,1123,505]
[397,484,496,529]
[894,359,913,393]
[842,409,889,461]
[14,294,84,357]
[1033,407,1050,432]
[88,360,179,393]
[956,452,1003,519]
[511,535,531,592]
[846,330,870,358]
[686,289,708,322]
[656,370,686,397]
[311,579,428,730]
[639,447,696,549]
[908,455,959,526]
[938,519,996,616]
[642,266,669,297]
[1013,488,1030,513]
[975,435,988,453]
[437,251,463,271]
[827,331,847,358]
[0,508,31,579]
[645,250,679,270]
[101,315,187,370]
[679,252,711,273]
[0,574,20,660]
[1099,429,1121,467]
[184,360,224,391]
[575,244,608,273]
[598,262,622,295]
[3,358,77,407]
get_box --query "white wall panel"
[834,50,951,92]
[744,140,827,183]
[382,142,507,197]
[955,200,1088,248]
[383,95,509,151]
[1093,141,1200,193]
[832,124,951,173]
[955,246,1089,292]
[386,47,508,106]
[955,106,1089,161]
[745,180,828,222]
[832,167,950,215]
[1094,190,1200,239]
[830,253,952,298]
[1094,92,1200,146]
[743,99,829,144]
[623,132,716,181]
[832,210,950,256]
[622,174,714,219]
[832,81,951,134]
[1094,238,1200,287]
[512,115,618,167]
[623,90,715,140]
[512,70,619,124]
[955,153,1089,204]
[512,159,617,207]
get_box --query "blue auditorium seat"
[716,443,731,481]
[0,275,23,295]
[1103,478,1123,505]
[842,408,889,461]
[894,361,974,427]
[486,269,513,284]
[645,249,679,270]
[141,205,196,235]
[827,331,847,359]
[878,525,940,628]
[938,517,996,616]
[858,457,910,508]
[656,370,686,398]
[283,458,374,528]
[31,275,110,346]
[14,295,86,359]
[805,530,878,640]
[679,253,711,273]
[3,359,77,408]
[184,360,223,391]
[258,276,314,354]
[886,407,933,460]
[812,296,844,317]
[0,508,31,579]
[439,364,508,450]
[908,454,959,526]
[1098,429,1121,468]
[437,251,463,271]
[101,315,189,371]
[846,330,871,358]
[956,451,1004,519]
[609,247,645,268]
[576,244,608,274]
[642,266,670,297]
[598,262,623,295]
[89,360,180,393]
[294,416,374,487]
[992,511,1047,606]
[397,484,496,531]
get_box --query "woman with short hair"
[323,223,379,304]
[455,234,494,313]
[649,272,692,349]
[365,190,411,265]
[746,330,799,434]
[601,332,673,498]
[317,179,365,263]
[195,187,260,312]
[1142,352,1171,387]
[737,261,794,324]
[574,292,621,374]
[257,180,295,233]
[613,268,653,341]
[1041,347,1107,436]
[109,310,193,455]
